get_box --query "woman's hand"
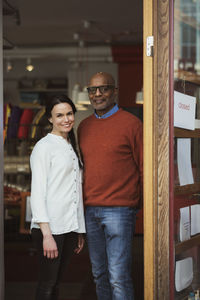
[74,234,85,254]
[39,223,58,259]
[43,235,58,259]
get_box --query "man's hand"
[74,234,85,254]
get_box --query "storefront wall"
[3,0,200,299]
[144,0,200,299]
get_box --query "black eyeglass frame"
[87,85,115,95]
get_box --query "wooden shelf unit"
[174,126,200,297]
[175,234,200,255]
[174,127,200,138]
[174,70,200,86]
[174,183,200,195]
[174,127,200,195]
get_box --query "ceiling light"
[77,87,90,105]
[6,59,13,72]
[73,32,79,40]
[79,40,85,48]
[72,83,81,103]
[26,58,34,72]
[135,90,143,105]
[83,20,91,29]
[75,103,88,111]
[105,38,111,44]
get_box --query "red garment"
[78,109,143,208]
[18,109,34,139]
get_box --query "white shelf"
[19,88,67,92]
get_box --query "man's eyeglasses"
[87,85,115,95]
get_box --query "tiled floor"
[4,236,97,300]
[6,282,83,300]
[5,235,143,300]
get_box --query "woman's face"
[49,103,75,137]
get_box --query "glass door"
[143,0,172,298]
[172,1,200,299]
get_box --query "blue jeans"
[85,206,137,300]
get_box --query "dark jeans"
[32,228,77,300]
[85,207,137,300]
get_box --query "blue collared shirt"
[94,104,119,119]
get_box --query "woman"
[30,94,85,300]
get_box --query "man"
[78,72,143,300]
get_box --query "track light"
[26,58,34,72]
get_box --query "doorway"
[2,1,145,300]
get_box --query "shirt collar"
[94,104,119,119]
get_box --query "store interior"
[3,0,144,299]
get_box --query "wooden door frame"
[0,0,5,299]
[143,0,172,299]
[0,0,173,298]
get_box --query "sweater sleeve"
[30,142,51,223]
[130,120,143,207]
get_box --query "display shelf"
[19,103,43,109]
[174,126,200,299]
[175,234,200,255]
[4,155,30,175]
[174,127,200,196]
[4,199,21,207]
[19,192,31,235]
[19,88,67,92]
[174,127,200,138]
[174,286,193,300]
[19,85,68,107]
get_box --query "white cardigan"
[30,133,86,234]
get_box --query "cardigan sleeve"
[30,142,51,223]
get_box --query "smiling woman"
[48,102,75,138]
[29,94,85,300]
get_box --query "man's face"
[87,75,117,115]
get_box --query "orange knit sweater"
[78,109,143,207]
